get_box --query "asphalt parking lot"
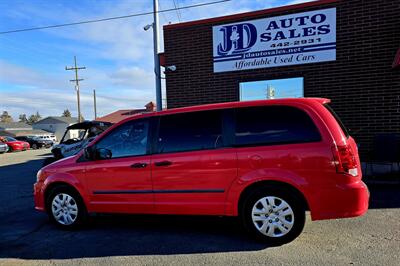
[0,150,399,265]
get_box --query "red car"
[34,98,369,244]
[0,136,30,152]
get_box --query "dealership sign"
[212,8,336,73]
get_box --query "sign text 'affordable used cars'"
[212,8,336,73]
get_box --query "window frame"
[231,105,322,148]
[83,117,154,161]
[152,109,232,155]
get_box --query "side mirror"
[84,146,95,160]
[96,148,112,160]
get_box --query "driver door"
[84,118,153,214]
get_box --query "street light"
[143,23,153,31]
[143,0,162,111]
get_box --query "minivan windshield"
[324,104,350,138]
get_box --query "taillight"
[331,144,358,176]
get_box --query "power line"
[157,0,170,24]
[172,0,182,22]
[0,0,231,35]
[176,0,182,19]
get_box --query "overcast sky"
[0,0,310,120]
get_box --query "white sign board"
[212,8,336,73]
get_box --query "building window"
[239,77,304,101]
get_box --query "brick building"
[162,0,400,159]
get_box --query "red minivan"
[34,98,369,244]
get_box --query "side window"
[95,119,149,159]
[235,106,321,146]
[157,110,223,153]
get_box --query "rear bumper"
[34,181,46,212]
[310,180,369,221]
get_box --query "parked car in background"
[0,136,30,152]
[16,136,53,149]
[36,135,57,143]
[0,142,8,154]
[34,98,369,245]
[50,121,112,160]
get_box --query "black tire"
[32,144,38,149]
[7,146,13,153]
[241,185,306,245]
[46,185,87,229]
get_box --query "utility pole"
[266,85,275,99]
[153,0,162,111]
[93,89,97,119]
[66,56,86,122]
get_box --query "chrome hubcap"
[51,193,78,225]
[251,196,294,238]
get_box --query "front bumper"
[34,181,45,212]
[310,180,369,221]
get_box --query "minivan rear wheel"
[46,185,87,229]
[241,186,305,245]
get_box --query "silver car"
[0,142,8,154]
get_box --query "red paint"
[164,0,341,30]
[159,53,166,67]
[83,155,154,214]
[34,98,368,222]
[0,137,30,151]
[151,148,237,215]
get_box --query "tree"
[35,111,41,121]
[28,112,42,125]
[19,114,28,123]
[0,111,13,123]
[62,109,72,117]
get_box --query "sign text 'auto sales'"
[212,8,336,72]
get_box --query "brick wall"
[163,0,400,158]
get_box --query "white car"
[36,135,57,143]
[0,142,8,154]
[50,121,112,160]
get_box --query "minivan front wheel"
[242,186,305,245]
[47,186,87,228]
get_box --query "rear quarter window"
[234,105,321,147]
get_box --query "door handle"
[131,163,148,168]
[154,160,172,167]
